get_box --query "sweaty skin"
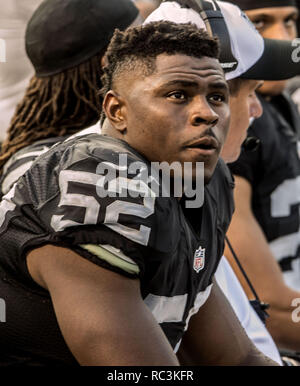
[221,79,263,163]
[26,53,278,366]
[103,53,230,183]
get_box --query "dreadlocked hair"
[100,20,220,122]
[0,52,104,174]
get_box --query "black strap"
[163,0,238,72]
[225,236,260,301]
[225,236,270,324]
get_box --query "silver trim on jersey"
[0,184,17,227]
[144,293,188,324]
[174,284,213,353]
[1,161,34,195]
[144,284,213,334]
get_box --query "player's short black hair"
[100,20,220,110]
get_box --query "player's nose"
[249,94,263,119]
[189,97,219,127]
[271,21,292,41]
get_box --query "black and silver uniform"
[0,126,100,197]
[0,137,65,197]
[229,93,300,291]
[0,134,234,365]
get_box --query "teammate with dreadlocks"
[1,0,298,366]
[0,0,140,194]
[2,53,102,153]
[0,0,42,142]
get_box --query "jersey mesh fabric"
[0,134,234,364]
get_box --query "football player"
[0,20,280,366]
[0,0,298,365]
[225,0,300,353]
[0,0,140,193]
[287,0,300,111]
[145,0,299,365]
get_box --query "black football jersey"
[0,137,63,197]
[0,134,234,365]
[229,93,300,291]
[0,127,101,197]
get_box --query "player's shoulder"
[48,134,148,171]
[3,137,61,173]
[21,134,180,250]
[22,134,145,185]
[19,134,149,204]
[0,136,66,197]
[0,128,102,197]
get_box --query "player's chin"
[191,157,219,185]
[203,164,218,184]
[179,148,220,183]
[182,147,220,164]
[204,151,221,183]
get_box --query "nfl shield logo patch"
[193,246,205,273]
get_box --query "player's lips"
[183,136,219,155]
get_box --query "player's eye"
[167,91,186,101]
[248,92,257,100]
[285,16,297,28]
[208,94,226,104]
[251,17,266,30]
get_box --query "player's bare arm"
[225,176,300,351]
[27,244,179,366]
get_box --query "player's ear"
[103,91,127,133]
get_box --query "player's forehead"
[246,6,298,20]
[239,79,263,93]
[150,53,226,88]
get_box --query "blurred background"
[0,0,42,141]
[0,0,298,142]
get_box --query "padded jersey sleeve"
[28,136,179,278]
[0,137,64,197]
[0,128,102,198]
